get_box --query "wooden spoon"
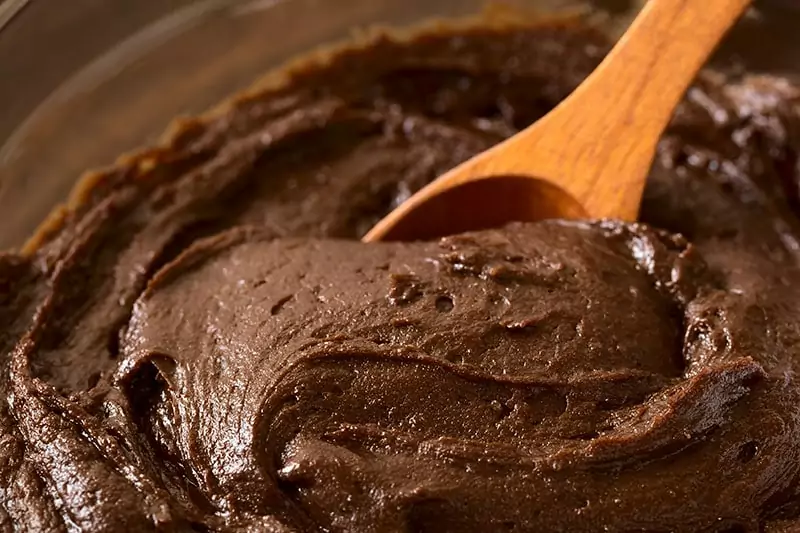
[363,0,752,242]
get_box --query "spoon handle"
[562,0,753,146]
[523,0,753,219]
[455,0,752,222]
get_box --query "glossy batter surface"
[2,16,800,532]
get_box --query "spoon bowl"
[371,175,587,242]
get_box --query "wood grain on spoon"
[363,0,752,242]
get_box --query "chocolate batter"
[1,13,800,533]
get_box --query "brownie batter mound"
[1,15,800,533]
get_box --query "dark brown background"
[0,0,200,143]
